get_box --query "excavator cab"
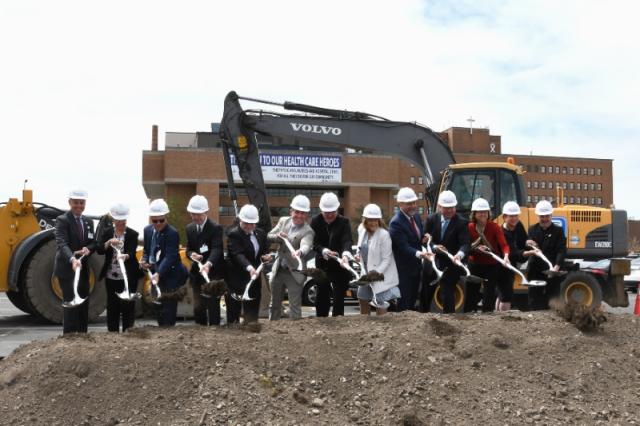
[439,162,526,218]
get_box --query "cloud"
[0,0,638,232]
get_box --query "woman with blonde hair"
[356,204,400,315]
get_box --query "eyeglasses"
[152,219,165,224]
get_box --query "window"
[548,196,554,203]
[527,181,531,189]
[596,168,602,176]
[534,165,539,173]
[556,181,561,189]
[563,196,568,203]
[583,168,587,174]
[541,166,546,173]
[597,183,602,191]
[218,206,236,216]
[541,195,546,201]
[548,165,553,173]
[533,181,539,189]
[541,181,546,189]
[576,168,581,175]
[597,197,602,205]
[590,183,595,191]
[418,207,425,215]
[576,182,581,190]
[576,196,581,203]
[589,168,594,175]
[410,176,415,184]
[447,169,497,215]
[527,195,532,203]
[569,182,574,190]
[570,197,574,203]
[562,182,567,189]
[562,167,567,174]
[534,195,539,202]
[418,176,423,185]
[418,192,424,200]
[590,197,595,205]
[549,181,553,189]
[569,167,574,174]
[555,166,560,174]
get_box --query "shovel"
[434,245,485,285]
[422,235,443,286]
[231,262,265,301]
[145,268,162,305]
[476,246,547,287]
[279,235,303,271]
[190,253,213,298]
[111,241,141,301]
[529,246,567,278]
[62,254,87,308]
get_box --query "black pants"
[191,275,221,326]
[528,271,561,310]
[105,278,136,332]
[497,268,515,303]
[225,281,261,324]
[156,300,178,326]
[465,263,501,313]
[397,268,421,311]
[60,270,90,334]
[315,271,349,317]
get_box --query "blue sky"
[1,0,639,232]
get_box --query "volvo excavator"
[219,91,630,311]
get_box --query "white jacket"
[356,224,399,294]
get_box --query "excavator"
[219,91,630,312]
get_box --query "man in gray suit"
[268,194,315,320]
[54,189,97,334]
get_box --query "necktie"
[197,224,201,234]
[75,217,84,243]
[150,230,158,264]
[409,216,420,239]
[441,219,449,239]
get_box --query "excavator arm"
[219,91,455,230]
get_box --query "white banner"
[231,153,342,183]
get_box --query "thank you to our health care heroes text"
[231,153,342,183]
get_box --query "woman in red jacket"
[464,198,510,312]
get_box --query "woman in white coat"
[356,204,401,315]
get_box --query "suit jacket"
[527,222,567,276]
[54,211,97,280]
[142,224,187,289]
[356,224,399,294]
[268,216,314,283]
[226,225,268,293]
[96,226,142,283]
[389,210,424,272]
[185,218,225,280]
[311,213,353,278]
[424,212,470,270]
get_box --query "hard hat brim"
[439,201,457,208]
[187,207,208,214]
[111,213,129,220]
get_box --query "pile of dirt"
[1,311,640,425]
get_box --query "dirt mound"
[2,311,640,425]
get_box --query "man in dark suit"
[423,190,471,314]
[140,199,188,327]
[54,189,97,334]
[311,192,353,317]
[389,187,429,311]
[525,200,567,310]
[185,195,225,326]
[226,204,269,323]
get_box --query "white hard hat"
[187,195,209,214]
[238,204,259,224]
[149,199,170,216]
[471,198,491,212]
[68,189,88,200]
[438,190,457,208]
[290,194,311,212]
[535,200,553,216]
[319,192,340,212]
[109,203,130,221]
[502,201,521,215]
[362,203,382,219]
[397,187,418,203]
